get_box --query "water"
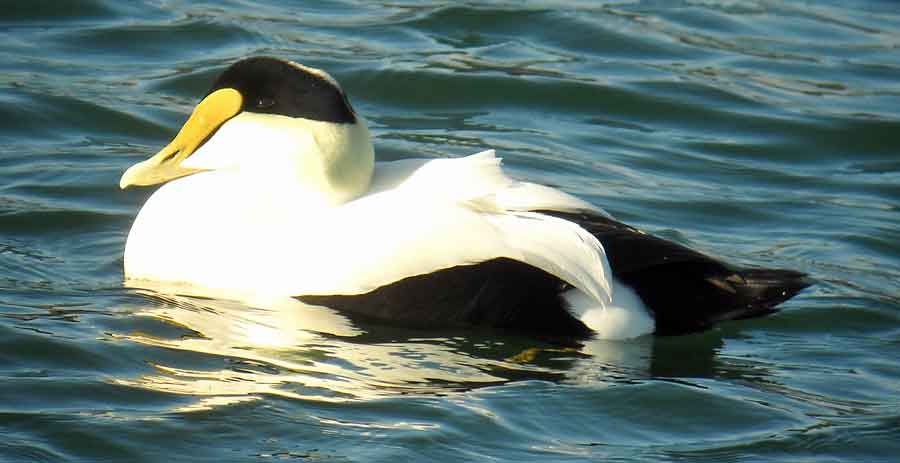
[2,1,899,461]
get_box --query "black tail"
[541,211,811,336]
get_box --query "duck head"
[120,57,375,205]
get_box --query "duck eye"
[255,96,275,109]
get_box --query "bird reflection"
[113,284,726,409]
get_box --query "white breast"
[124,150,653,339]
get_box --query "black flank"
[540,210,811,335]
[299,210,810,337]
[299,257,593,338]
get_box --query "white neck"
[181,112,375,206]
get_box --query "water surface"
[1,1,899,461]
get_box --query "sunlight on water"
[1,0,898,461]
[111,287,655,408]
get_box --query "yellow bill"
[120,88,243,189]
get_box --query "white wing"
[125,150,613,308]
[277,151,612,303]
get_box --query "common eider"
[120,56,809,340]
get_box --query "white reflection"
[115,281,657,408]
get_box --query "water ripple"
[1,1,899,462]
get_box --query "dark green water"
[2,1,899,461]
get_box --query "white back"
[125,150,614,308]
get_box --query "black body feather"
[540,211,811,335]
[300,210,810,337]
[300,257,591,337]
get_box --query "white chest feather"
[123,150,653,339]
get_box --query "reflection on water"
[2,0,898,459]
[112,285,674,408]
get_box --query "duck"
[120,56,809,340]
